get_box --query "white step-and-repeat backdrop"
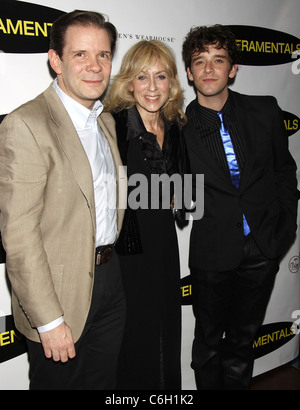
[0,0,299,390]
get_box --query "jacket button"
[89,271,93,278]
[236,222,242,228]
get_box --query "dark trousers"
[191,234,279,390]
[26,250,126,390]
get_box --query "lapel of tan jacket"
[44,85,126,234]
[43,85,96,232]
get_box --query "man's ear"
[187,67,194,82]
[229,64,238,80]
[48,49,62,75]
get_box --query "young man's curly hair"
[182,24,240,70]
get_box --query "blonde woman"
[105,40,188,390]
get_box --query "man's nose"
[87,56,102,72]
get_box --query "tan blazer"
[0,84,127,343]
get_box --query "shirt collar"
[193,91,235,128]
[127,105,171,140]
[52,78,103,130]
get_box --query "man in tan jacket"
[0,10,127,389]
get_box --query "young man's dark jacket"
[183,90,299,271]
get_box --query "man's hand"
[39,322,76,363]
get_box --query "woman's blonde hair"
[104,40,187,125]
